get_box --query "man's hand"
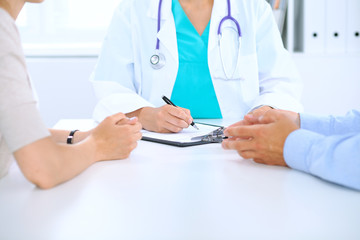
[222,110,300,166]
[249,105,273,117]
[225,105,273,129]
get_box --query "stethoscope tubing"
[217,0,241,38]
[156,0,163,50]
[151,0,242,73]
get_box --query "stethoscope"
[150,0,242,79]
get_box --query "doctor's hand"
[90,113,142,161]
[137,106,193,133]
[222,109,300,166]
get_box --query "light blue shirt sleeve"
[284,110,360,191]
[300,110,360,136]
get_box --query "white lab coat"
[91,0,303,124]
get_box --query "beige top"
[0,8,50,179]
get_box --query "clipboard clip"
[191,127,227,143]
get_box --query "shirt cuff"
[283,129,324,173]
[300,113,332,135]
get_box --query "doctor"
[91,0,303,133]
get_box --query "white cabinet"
[286,0,360,115]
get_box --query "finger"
[108,112,126,124]
[222,138,255,151]
[166,116,189,129]
[179,107,193,124]
[238,150,258,160]
[117,118,131,125]
[160,121,184,133]
[167,106,192,123]
[243,114,261,124]
[129,141,138,152]
[178,107,191,117]
[224,136,249,141]
[133,122,143,131]
[251,106,272,117]
[253,158,266,164]
[227,119,252,128]
[127,117,139,125]
[117,116,139,126]
[134,132,143,141]
[165,109,190,128]
[224,125,257,138]
[124,122,142,133]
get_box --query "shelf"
[290,52,360,58]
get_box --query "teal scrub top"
[170,0,222,119]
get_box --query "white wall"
[26,55,360,127]
[27,58,98,127]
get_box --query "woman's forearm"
[49,129,91,144]
[14,114,142,189]
[14,136,97,189]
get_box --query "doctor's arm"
[91,2,192,133]
[253,2,303,112]
[91,1,153,121]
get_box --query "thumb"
[117,117,139,125]
[108,112,127,124]
[244,114,261,124]
[125,117,139,125]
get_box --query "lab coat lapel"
[208,0,227,53]
[146,0,178,105]
[147,0,178,62]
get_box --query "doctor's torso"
[92,0,300,123]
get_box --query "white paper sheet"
[141,123,221,143]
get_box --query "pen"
[162,95,199,130]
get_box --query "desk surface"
[0,119,360,240]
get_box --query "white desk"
[1,119,360,240]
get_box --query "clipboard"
[141,123,226,147]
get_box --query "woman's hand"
[137,106,193,133]
[90,112,142,161]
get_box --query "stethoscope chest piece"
[150,51,166,69]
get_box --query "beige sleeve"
[0,16,50,153]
